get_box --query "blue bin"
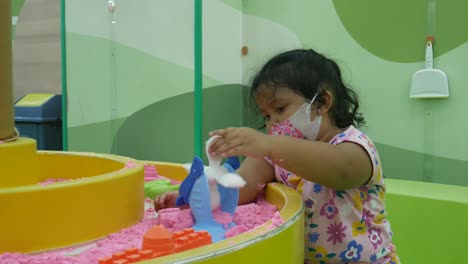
[14,94,62,150]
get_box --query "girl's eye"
[276,106,285,113]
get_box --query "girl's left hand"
[209,127,271,158]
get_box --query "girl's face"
[255,85,310,133]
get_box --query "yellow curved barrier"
[1,1,135,256]
[0,150,144,253]
[140,161,305,263]
[386,179,468,263]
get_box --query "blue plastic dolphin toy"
[176,136,245,242]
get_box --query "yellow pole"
[0,0,15,141]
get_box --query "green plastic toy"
[144,179,180,198]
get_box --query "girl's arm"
[236,157,276,204]
[210,128,371,190]
[267,136,371,190]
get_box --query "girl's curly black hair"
[251,49,365,129]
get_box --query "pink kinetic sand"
[39,178,73,186]
[37,163,173,186]
[2,164,283,264]
[143,164,180,184]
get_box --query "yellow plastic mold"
[0,150,144,253]
[140,161,305,263]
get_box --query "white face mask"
[269,93,322,140]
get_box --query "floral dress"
[267,126,400,264]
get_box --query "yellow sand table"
[140,161,305,263]
[0,138,144,253]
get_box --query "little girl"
[157,49,400,264]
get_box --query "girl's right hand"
[154,191,188,211]
[209,127,271,159]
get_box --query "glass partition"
[64,0,197,163]
[13,0,464,185]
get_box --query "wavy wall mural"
[65,0,467,185]
[11,0,25,40]
[239,0,468,186]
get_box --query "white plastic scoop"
[410,37,448,98]
[205,135,246,188]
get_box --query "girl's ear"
[318,90,334,114]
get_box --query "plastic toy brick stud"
[98,250,150,264]
[113,251,126,260]
[174,229,212,252]
[100,226,213,263]
[126,254,141,262]
[138,249,154,259]
[125,248,138,255]
[142,225,213,257]
[98,256,113,264]
[98,257,131,264]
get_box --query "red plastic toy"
[98,225,212,264]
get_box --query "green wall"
[241,0,468,187]
[65,0,245,163]
[332,0,467,62]
[58,2,468,262]
[113,84,250,163]
[11,0,25,40]
[65,0,468,186]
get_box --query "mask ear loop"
[305,93,319,115]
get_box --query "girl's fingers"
[208,130,226,153]
[210,127,238,139]
[209,136,225,154]
[209,130,220,137]
[209,128,239,153]
[213,138,243,156]
[209,128,229,137]
[154,196,162,210]
[222,145,247,157]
